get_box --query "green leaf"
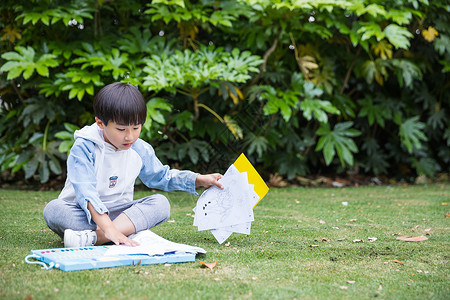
[303,23,332,39]
[0,46,58,80]
[146,97,172,125]
[118,27,159,55]
[54,131,73,140]
[357,22,385,41]
[364,4,387,18]
[262,91,292,121]
[303,81,323,99]
[359,59,389,85]
[411,157,440,177]
[390,59,422,88]
[39,159,49,183]
[399,116,427,153]
[275,152,308,180]
[357,97,391,127]
[434,34,450,55]
[35,65,49,77]
[152,0,186,8]
[300,99,339,123]
[49,158,62,175]
[173,111,194,131]
[247,134,269,157]
[315,122,361,167]
[25,157,39,179]
[58,140,74,153]
[384,24,413,49]
[388,9,413,25]
[224,115,243,140]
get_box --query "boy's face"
[95,117,141,150]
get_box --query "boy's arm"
[87,202,138,246]
[132,139,199,194]
[67,138,108,224]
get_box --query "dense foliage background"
[0,0,449,186]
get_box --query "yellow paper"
[232,153,269,207]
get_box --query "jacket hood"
[74,123,105,147]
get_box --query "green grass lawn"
[0,184,449,299]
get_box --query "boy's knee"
[43,199,65,237]
[153,194,171,220]
[140,194,171,222]
[43,199,59,227]
[131,194,172,231]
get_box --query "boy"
[43,82,223,248]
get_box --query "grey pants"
[43,194,170,239]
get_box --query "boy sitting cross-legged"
[43,82,222,248]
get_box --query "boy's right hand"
[87,202,139,247]
[196,173,224,189]
[105,228,140,247]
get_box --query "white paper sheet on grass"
[104,230,206,256]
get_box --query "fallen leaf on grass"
[309,244,319,247]
[368,237,377,242]
[321,237,329,242]
[347,280,356,284]
[319,220,326,224]
[396,236,428,242]
[352,239,363,243]
[199,261,217,270]
[445,213,450,218]
[442,202,448,206]
[392,259,403,264]
[349,219,357,222]
[339,286,348,290]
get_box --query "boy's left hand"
[196,173,224,189]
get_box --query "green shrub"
[1,0,448,183]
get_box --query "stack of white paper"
[105,230,206,256]
[193,164,260,244]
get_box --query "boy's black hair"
[93,82,147,125]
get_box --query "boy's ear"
[95,117,106,129]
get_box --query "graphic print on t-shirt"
[109,176,118,188]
